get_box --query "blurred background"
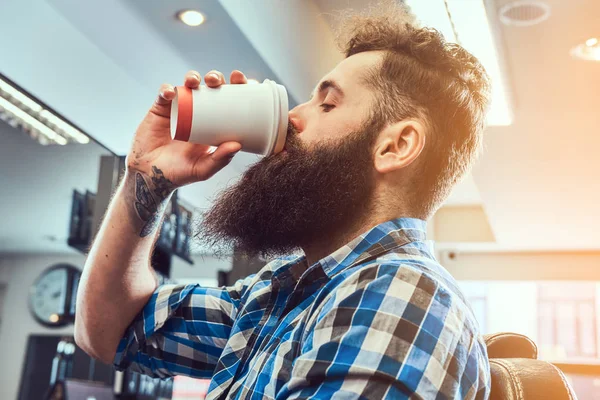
[0,0,598,399]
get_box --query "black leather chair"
[484,332,578,399]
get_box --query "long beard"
[196,121,378,259]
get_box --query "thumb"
[211,141,242,161]
[190,141,242,182]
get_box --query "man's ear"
[373,120,426,174]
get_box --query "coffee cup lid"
[263,79,288,155]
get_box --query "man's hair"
[335,0,491,219]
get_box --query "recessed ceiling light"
[177,10,205,27]
[571,37,600,62]
[498,1,551,27]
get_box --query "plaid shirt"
[114,218,490,399]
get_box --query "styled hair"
[335,0,491,218]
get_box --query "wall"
[438,250,600,281]
[433,205,495,243]
[0,252,231,400]
[0,121,111,254]
[0,254,82,400]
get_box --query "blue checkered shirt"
[114,218,490,399]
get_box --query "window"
[538,282,597,360]
[459,281,600,363]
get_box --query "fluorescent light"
[0,78,42,113]
[0,96,67,145]
[39,110,90,144]
[0,75,91,145]
[446,0,513,126]
[405,0,514,126]
[177,10,205,27]
[406,0,456,42]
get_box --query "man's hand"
[75,69,249,364]
[126,69,249,188]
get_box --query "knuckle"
[125,155,142,171]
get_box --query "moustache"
[283,119,300,152]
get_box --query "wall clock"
[29,263,81,327]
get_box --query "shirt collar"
[319,217,428,278]
[276,217,429,281]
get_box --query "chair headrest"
[490,358,577,400]
[484,332,538,359]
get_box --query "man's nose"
[288,108,304,133]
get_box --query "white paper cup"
[170,79,288,156]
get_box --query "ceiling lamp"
[0,75,90,145]
[498,1,551,27]
[405,0,514,126]
[177,10,206,27]
[571,37,600,62]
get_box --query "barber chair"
[484,332,578,399]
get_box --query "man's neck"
[301,213,388,267]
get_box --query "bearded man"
[76,2,491,399]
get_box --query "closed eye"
[320,104,335,112]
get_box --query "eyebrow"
[310,79,345,100]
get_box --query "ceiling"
[475,0,600,249]
[0,0,598,253]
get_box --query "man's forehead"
[312,51,383,97]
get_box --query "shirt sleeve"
[277,263,489,400]
[113,274,255,379]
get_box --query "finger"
[184,70,201,89]
[212,141,242,159]
[151,83,175,117]
[191,142,242,181]
[230,70,248,84]
[205,70,226,88]
[156,83,175,106]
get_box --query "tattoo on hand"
[134,166,174,237]
[151,166,174,199]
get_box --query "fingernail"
[208,73,219,80]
